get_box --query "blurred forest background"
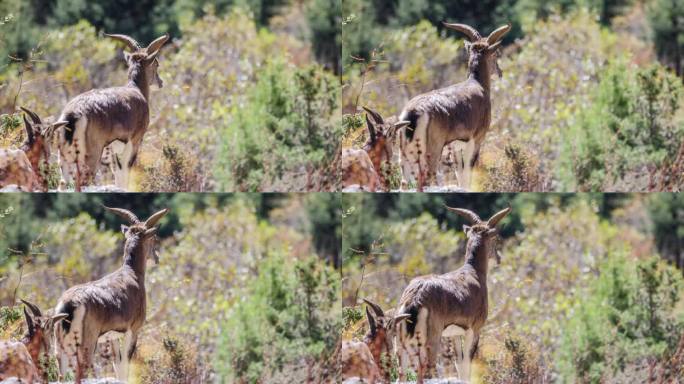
[342,193,684,383]
[342,0,684,192]
[0,0,341,192]
[0,193,341,383]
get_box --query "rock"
[343,378,466,384]
[396,379,467,384]
[391,185,469,193]
[0,185,25,192]
[49,378,124,384]
[48,185,128,193]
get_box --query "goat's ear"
[463,225,471,235]
[121,225,129,235]
[365,306,377,335]
[23,307,36,336]
[123,51,132,63]
[487,41,502,53]
[144,227,158,237]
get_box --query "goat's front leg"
[458,329,476,382]
[398,347,409,382]
[118,329,138,381]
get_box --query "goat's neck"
[464,236,490,276]
[21,333,41,369]
[467,57,491,93]
[122,240,149,278]
[127,63,150,100]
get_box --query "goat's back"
[398,266,487,332]
[55,267,146,336]
[401,79,491,143]
[60,86,150,144]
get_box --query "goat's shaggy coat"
[54,207,168,383]
[56,34,169,191]
[398,23,511,190]
[395,206,511,383]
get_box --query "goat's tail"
[59,112,81,146]
[54,300,76,334]
[398,303,421,338]
[399,109,423,142]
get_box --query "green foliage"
[215,253,340,383]
[305,193,342,267]
[647,193,684,274]
[1,0,335,67]
[648,0,684,75]
[216,59,340,191]
[306,0,341,73]
[560,60,683,191]
[558,254,683,383]
[0,195,339,381]
[0,305,21,334]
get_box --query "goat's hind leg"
[113,141,136,190]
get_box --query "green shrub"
[216,59,340,191]
[558,254,684,383]
[215,254,340,383]
[560,60,683,191]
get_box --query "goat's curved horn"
[146,34,170,55]
[104,33,141,51]
[362,298,385,318]
[22,115,34,143]
[144,208,169,228]
[364,114,377,143]
[20,299,42,317]
[104,206,140,224]
[446,206,482,224]
[362,106,384,125]
[487,24,511,45]
[442,22,481,41]
[19,107,41,124]
[487,207,511,227]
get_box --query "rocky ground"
[0,380,123,384]
[342,185,468,193]
[344,379,467,384]
[49,380,124,384]
[0,184,128,192]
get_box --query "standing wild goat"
[395,206,511,383]
[56,33,170,191]
[54,206,168,383]
[342,299,409,383]
[342,107,409,191]
[0,300,67,383]
[0,108,67,191]
[398,23,511,190]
